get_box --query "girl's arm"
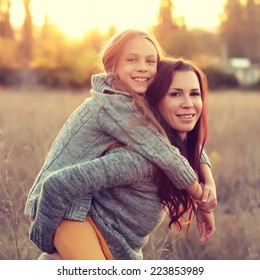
[184,161,217,213]
[29,148,158,253]
[198,163,217,212]
[97,94,197,189]
[99,95,216,207]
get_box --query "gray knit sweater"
[24,74,210,259]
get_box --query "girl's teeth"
[133,78,147,82]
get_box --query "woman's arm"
[196,208,216,245]
[185,178,217,244]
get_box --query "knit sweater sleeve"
[29,148,155,253]
[97,94,197,189]
[200,148,211,168]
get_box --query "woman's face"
[115,37,158,94]
[158,70,202,141]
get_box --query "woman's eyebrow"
[168,88,200,91]
[169,87,182,91]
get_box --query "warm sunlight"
[10,0,225,39]
[174,0,225,29]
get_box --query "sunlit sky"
[10,0,226,39]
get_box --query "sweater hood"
[91,73,131,98]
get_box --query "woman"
[146,57,216,242]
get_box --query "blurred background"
[0,0,259,260]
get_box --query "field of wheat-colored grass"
[0,87,259,260]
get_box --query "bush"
[0,67,22,86]
[0,66,91,89]
[248,78,260,90]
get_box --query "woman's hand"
[196,207,216,245]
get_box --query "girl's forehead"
[121,37,158,57]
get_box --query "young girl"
[24,30,216,259]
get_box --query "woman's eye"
[169,91,180,96]
[191,91,201,96]
[147,59,156,64]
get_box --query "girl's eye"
[147,59,156,64]
[127,58,136,62]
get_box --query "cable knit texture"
[24,74,210,259]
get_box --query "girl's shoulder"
[91,73,131,98]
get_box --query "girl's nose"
[136,61,148,72]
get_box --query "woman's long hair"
[146,57,209,232]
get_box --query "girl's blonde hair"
[99,29,165,73]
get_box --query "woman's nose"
[182,96,194,107]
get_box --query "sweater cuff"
[200,149,212,168]
[29,219,56,253]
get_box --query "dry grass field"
[0,87,259,260]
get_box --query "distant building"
[229,58,260,87]
[220,44,260,87]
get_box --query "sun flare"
[10,0,225,39]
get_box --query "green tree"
[0,0,13,38]
[220,0,246,58]
[244,0,260,62]
[0,0,16,67]
[20,0,33,64]
[153,0,177,55]
[153,0,202,59]
[220,0,260,62]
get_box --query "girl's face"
[115,37,158,94]
[158,70,202,141]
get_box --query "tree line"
[0,0,259,89]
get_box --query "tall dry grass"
[0,88,259,259]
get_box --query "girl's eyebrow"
[126,53,157,58]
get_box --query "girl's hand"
[195,184,217,213]
[196,207,216,245]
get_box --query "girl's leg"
[54,217,112,260]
